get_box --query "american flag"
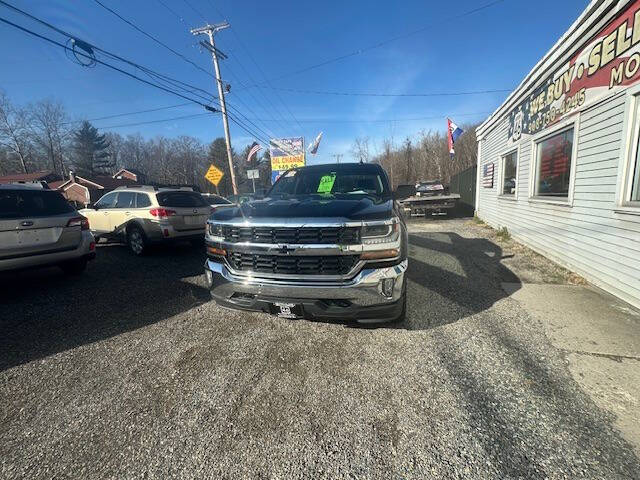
[246,143,262,163]
[482,163,494,188]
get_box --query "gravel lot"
[1,219,639,479]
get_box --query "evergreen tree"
[71,121,112,176]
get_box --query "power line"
[62,102,193,124]
[0,15,212,108]
[90,0,280,145]
[260,87,514,97]
[0,0,220,105]
[244,111,492,124]
[221,64,284,136]
[203,0,304,134]
[182,0,206,22]
[241,0,507,89]
[97,112,213,129]
[155,0,186,24]
[92,0,214,80]
[155,0,291,137]
[0,2,277,147]
[227,26,305,133]
[98,0,281,139]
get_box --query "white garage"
[476,0,640,308]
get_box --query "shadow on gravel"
[0,243,209,372]
[428,322,640,478]
[395,232,521,330]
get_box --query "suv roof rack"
[114,184,198,192]
[0,180,50,190]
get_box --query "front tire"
[127,226,147,256]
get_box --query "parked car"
[0,183,95,274]
[415,180,448,196]
[203,163,415,324]
[401,180,460,217]
[201,193,234,213]
[81,186,210,255]
[226,193,264,204]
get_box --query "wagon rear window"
[0,190,74,219]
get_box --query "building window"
[501,151,517,196]
[534,128,574,198]
[632,136,640,202]
[628,104,640,204]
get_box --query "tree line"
[353,124,479,189]
[0,92,271,196]
[1,91,480,196]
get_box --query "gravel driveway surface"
[1,220,639,479]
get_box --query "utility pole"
[191,22,238,195]
[331,153,343,164]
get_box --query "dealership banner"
[269,137,305,184]
[508,0,640,144]
[269,137,305,167]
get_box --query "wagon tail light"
[67,216,90,230]
[149,208,177,218]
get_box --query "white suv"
[81,186,210,255]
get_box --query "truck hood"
[212,196,393,222]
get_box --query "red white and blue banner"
[246,143,262,163]
[482,163,495,188]
[447,118,463,156]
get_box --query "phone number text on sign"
[527,88,586,134]
[271,154,305,171]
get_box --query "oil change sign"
[508,0,640,144]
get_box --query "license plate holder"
[184,215,206,226]
[271,302,303,319]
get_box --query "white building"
[476,0,640,308]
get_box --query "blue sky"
[1,0,587,164]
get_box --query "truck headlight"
[207,222,224,241]
[361,220,400,245]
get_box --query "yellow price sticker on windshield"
[317,174,336,193]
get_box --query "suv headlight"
[361,219,400,245]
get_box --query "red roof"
[0,171,58,184]
[48,180,68,190]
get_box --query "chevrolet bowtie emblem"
[278,244,295,254]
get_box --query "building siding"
[477,90,640,309]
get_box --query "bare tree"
[350,136,370,163]
[104,132,125,172]
[0,92,33,173]
[30,99,70,176]
[371,123,480,186]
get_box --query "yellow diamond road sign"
[205,164,224,186]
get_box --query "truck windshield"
[270,167,389,199]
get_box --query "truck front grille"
[222,226,359,245]
[228,253,359,276]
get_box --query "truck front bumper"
[204,258,407,323]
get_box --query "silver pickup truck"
[203,163,414,324]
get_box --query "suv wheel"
[127,226,147,256]
[61,258,87,275]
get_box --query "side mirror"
[393,185,416,201]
